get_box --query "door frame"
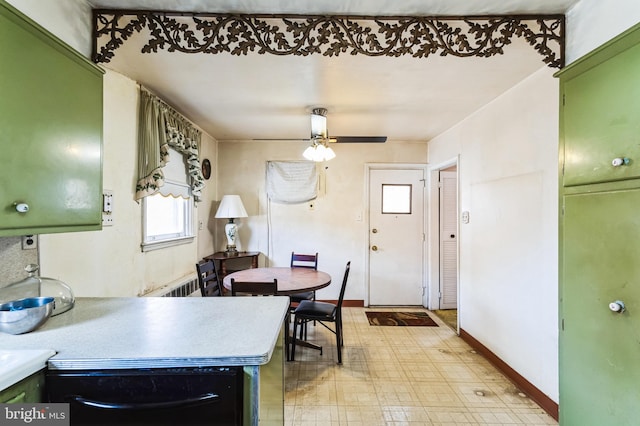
[427,157,460,312]
[364,163,428,307]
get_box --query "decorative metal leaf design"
[93,11,564,68]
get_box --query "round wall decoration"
[201,159,211,179]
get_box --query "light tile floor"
[284,307,557,426]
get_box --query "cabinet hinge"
[562,93,565,106]
[561,318,564,331]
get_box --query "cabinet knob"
[14,203,29,213]
[611,157,630,167]
[372,228,378,233]
[609,300,626,313]
[371,245,378,252]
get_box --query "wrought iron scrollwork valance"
[92,11,565,68]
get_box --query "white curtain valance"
[266,161,317,204]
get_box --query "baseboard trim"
[459,328,559,421]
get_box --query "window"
[141,147,194,251]
[381,184,412,214]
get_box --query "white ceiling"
[88,0,579,143]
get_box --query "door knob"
[611,157,630,167]
[372,229,378,233]
[371,245,378,251]
[14,203,29,213]
[609,300,626,313]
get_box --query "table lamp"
[215,195,248,254]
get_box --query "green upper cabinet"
[0,2,103,236]
[560,26,640,187]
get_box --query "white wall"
[425,0,640,404]
[217,141,427,301]
[5,0,93,57]
[428,67,560,401]
[566,0,640,64]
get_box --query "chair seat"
[294,300,336,320]
[289,291,315,303]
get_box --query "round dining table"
[222,267,332,295]
[223,267,331,361]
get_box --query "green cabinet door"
[561,188,640,425]
[562,38,640,187]
[0,3,103,236]
[0,371,45,403]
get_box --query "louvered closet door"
[439,171,458,309]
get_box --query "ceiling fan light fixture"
[310,108,328,139]
[303,139,335,162]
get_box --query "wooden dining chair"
[230,278,278,296]
[196,260,224,297]
[291,261,351,364]
[289,252,318,303]
[230,278,291,360]
[289,252,319,338]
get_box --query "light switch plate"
[102,190,114,226]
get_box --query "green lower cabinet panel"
[0,2,103,236]
[0,371,45,403]
[561,188,640,425]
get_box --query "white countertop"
[0,349,56,391]
[0,297,289,372]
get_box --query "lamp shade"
[215,195,248,219]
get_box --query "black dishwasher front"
[46,366,243,426]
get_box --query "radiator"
[143,274,200,297]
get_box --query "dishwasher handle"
[69,392,220,410]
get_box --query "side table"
[203,251,261,276]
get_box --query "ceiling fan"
[255,107,387,161]
[254,107,387,144]
[304,108,386,160]
[307,108,387,144]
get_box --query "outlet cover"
[21,235,37,250]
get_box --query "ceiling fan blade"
[333,136,387,143]
[252,138,310,141]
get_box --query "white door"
[439,170,458,309]
[368,168,425,306]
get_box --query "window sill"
[141,236,195,252]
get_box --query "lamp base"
[224,221,239,255]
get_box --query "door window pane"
[382,184,412,214]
